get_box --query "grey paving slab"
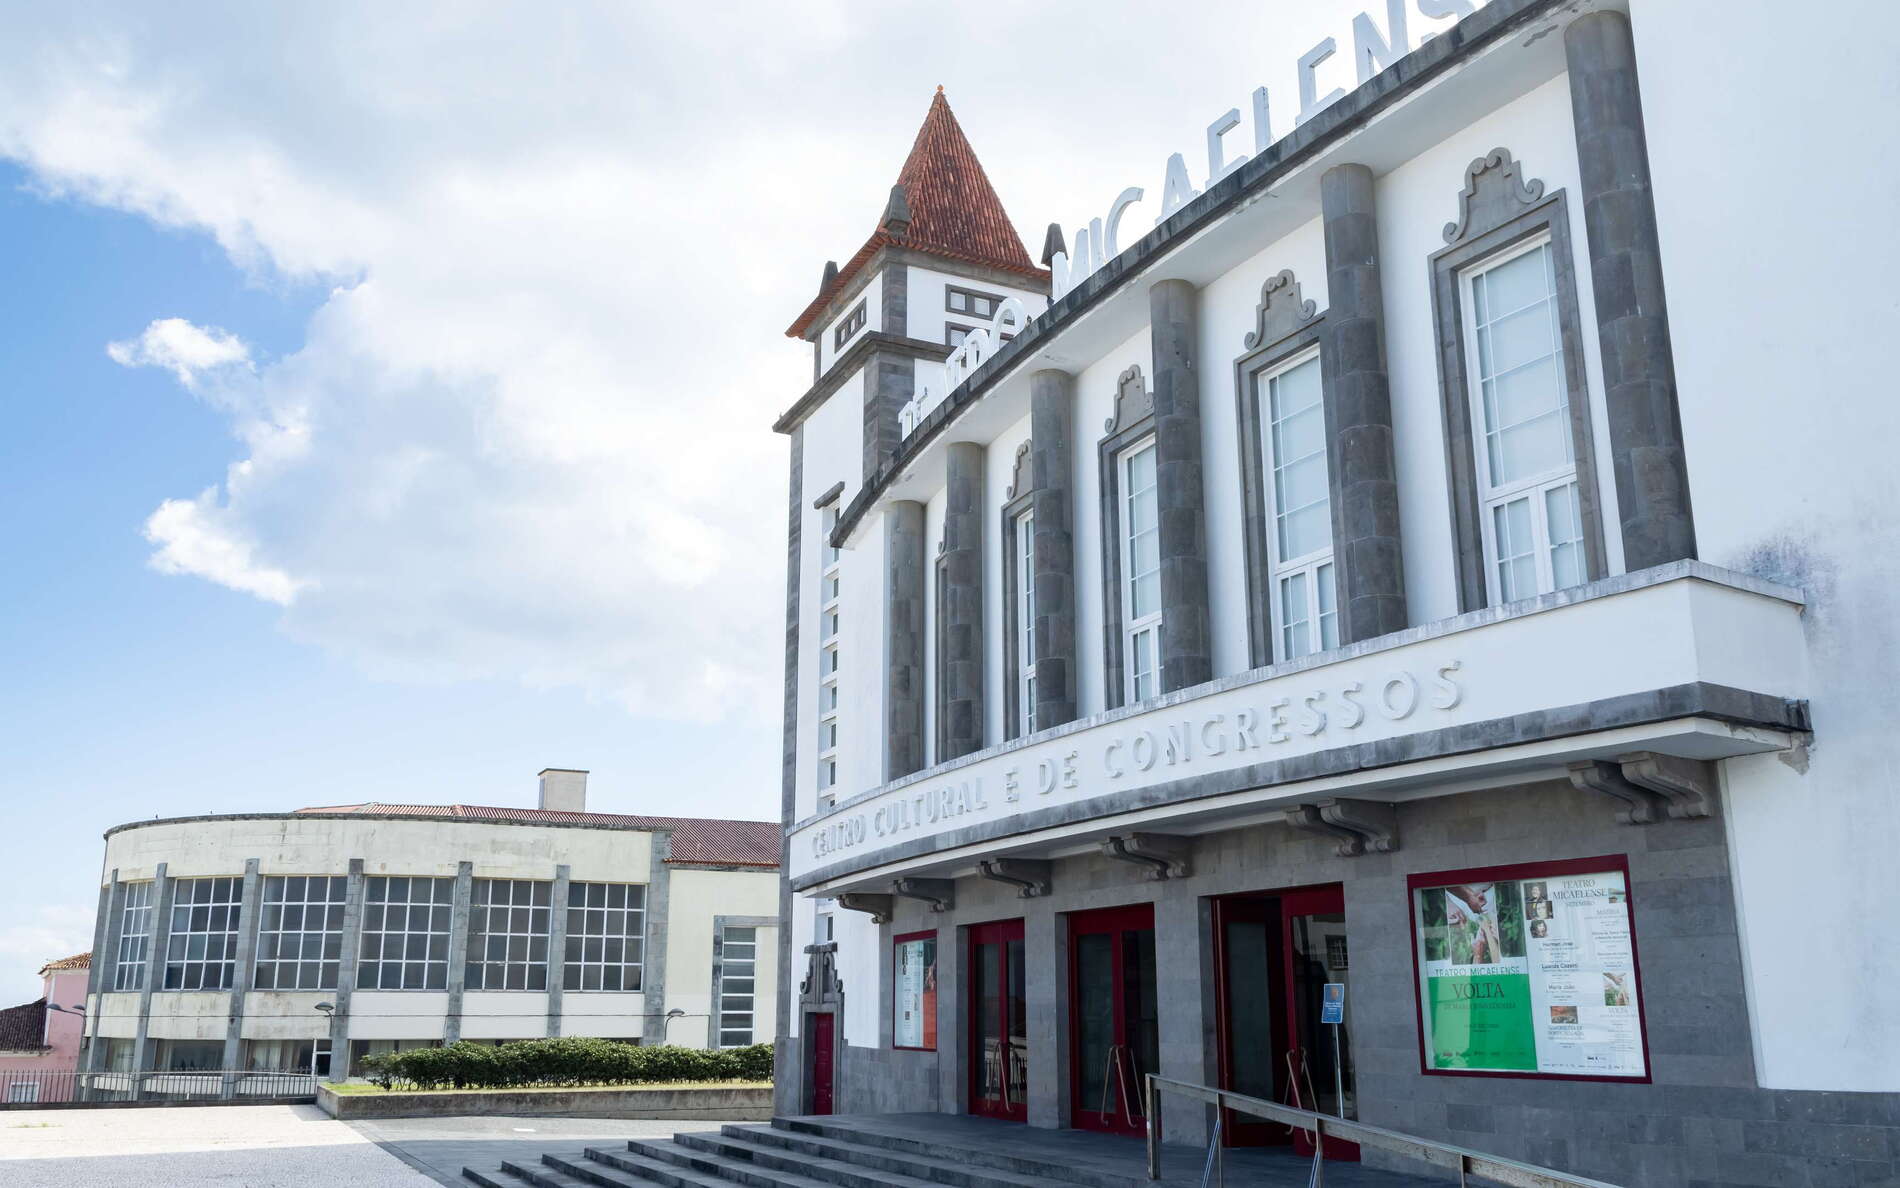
[0,1103,433,1187]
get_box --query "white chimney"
[538,768,588,813]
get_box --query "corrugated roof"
[37,953,89,975]
[0,999,48,1052]
[292,803,780,868]
[786,87,1046,338]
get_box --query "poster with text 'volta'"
[1414,869,1644,1077]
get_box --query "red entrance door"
[1212,885,1357,1160]
[808,1012,834,1115]
[968,919,1027,1121]
[1068,903,1157,1136]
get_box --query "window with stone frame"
[1000,438,1038,741]
[1096,365,1160,709]
[715,925,757,1047]
[817,505,842,803]
[1257,350,1337,657]
[833,300,867,350]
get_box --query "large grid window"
[817,505,842,802]
[114,882,154,991]
[465,879,550,991]
[563,882,646,991]
[1120,440,1162,702]
[1462,238,1582,603]
[716,926,757,1047]
[254,876,347,990]
[1260,351,1337,658]
[163,877,242,990]
[359,876,454,990]
[1014,509,1037,735]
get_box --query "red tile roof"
[292,803,780,868]
[786,88,1047,339]
[37,953,89,975]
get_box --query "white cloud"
[0,903,94,1003]
[107,316,251,389]
[0,0,1380,723]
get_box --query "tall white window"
[563,881,646,991]
[817,506,842,803]
[1462,238,1583,603]
[254,875,347,990]
[465,879,551,991]
[164,877,242,990]
[1121,440,1161,702]
[114,882,154,991]
[1014,509,1037,735]
[1260,352,1337,658]
[716,925,757,1047]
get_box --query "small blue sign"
[1320,982,1346,1024]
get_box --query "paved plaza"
[0,1104,723,1188]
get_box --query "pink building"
[0,953,90,1103]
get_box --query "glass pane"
[975,942,1003,1106]
[1494,497,1536,602]
[1317,562,1339,651]
[1546,481,1585,589]
[1075,934,1113,1114]
[1280,571,1312,659]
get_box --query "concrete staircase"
[464,1118,1098,1188]
[462,1114,1436,1188]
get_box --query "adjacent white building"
[81,769,778,1089]
[771,2,1900,1184]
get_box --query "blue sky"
[0,0,1398,1003]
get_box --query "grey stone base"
[316,1082,771,1121]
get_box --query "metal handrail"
[1144,1074,1622,1188]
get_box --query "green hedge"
[357,1038,773,1091]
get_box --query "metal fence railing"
[0,1068,318,1107]
[1145,1074,1621,1188]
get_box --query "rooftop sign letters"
[1049,0,1482,299]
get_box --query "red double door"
[808,1012,835,1115]
[1068,903,1158,1136]
[1212,884,1357,1160]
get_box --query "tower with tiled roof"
[781,87,1049,481]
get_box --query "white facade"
[774,1,1899,1181]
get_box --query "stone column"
[885,501,928,779]
[220,858,263,1093]
[940,443,986,760]
[545,863,571,1038]
[443,862,473,1044]
[329,859,365,1080]
[132,863,173,1097]
[1565,11,1697,569]
[1029,370,1079,729]
[1320,163,1408,642]
[1149,278,1213,693]
[643,835,672,1039]
[1154,893,1212,1144]
[81,872,119,1091]
[1023,898,1066,1128]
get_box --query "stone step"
[623,1136,900,1188]
[710,1124,1059,1188]
[461,1158,596,1188]
[556,1149,728,1188]
[768,1118,1142,1188]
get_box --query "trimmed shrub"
[361,1038,773,1091]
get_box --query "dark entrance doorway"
[968,918,1027,1122]
[1212,884,1357,1160]
[1068,902,1158,1136]
[808,1011,834,1115]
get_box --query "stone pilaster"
[1148,278,1212,692]
[643,835,671,1038]
[885,500,928,779]
[220,858,263,1093]
[1320,162,1409,641]
[940,443,986,760]
[328,859,365,1079]
[863,352,915,481]
[132,863,172,1095]
[1029,370,1078,729]
[545,863,570,1037]
[1565,10,1697,570]
[443,861,473,1044]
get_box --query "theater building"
[771,2,1899,1183]
[78,769,778,1091]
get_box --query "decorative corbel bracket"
[1617,752,1715,820]
[1570,752,1717,825]
[976,859,1053,899]
[835,892,894,924]
[1567,759,1665,825]
[1281,799,1400,856]
[1101,834,1192,881]
[891,878,956,914]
